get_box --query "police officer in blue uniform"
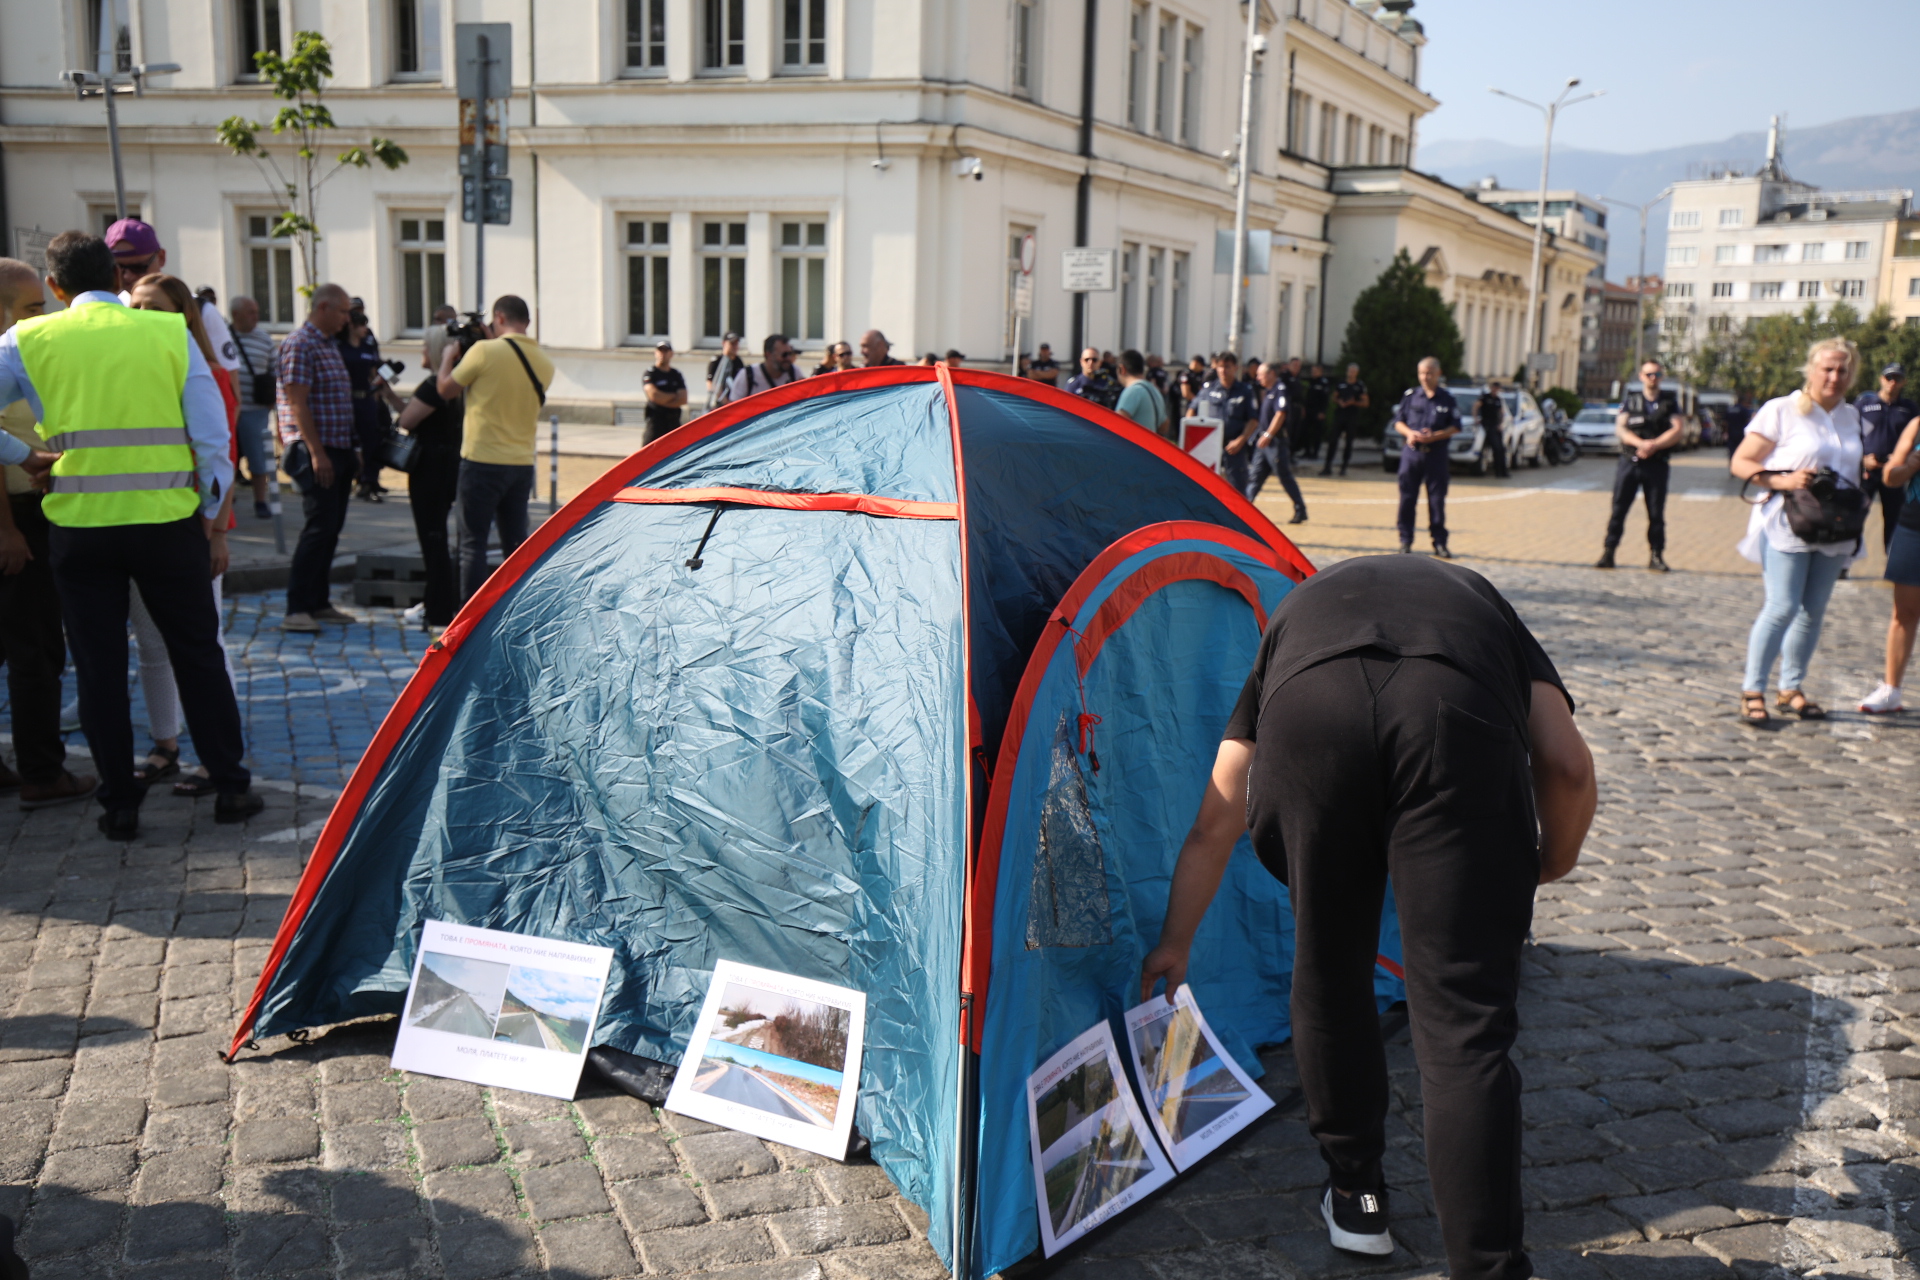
[1248,360,1308,524]
[1858,363,1917,550]
[1391,356,1460,557]
[1197,351,1260,497]
[1596,358,1683,572]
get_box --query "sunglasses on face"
[116,257,157,277]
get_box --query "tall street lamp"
[1490,77,1604,388]
[1226,0,1271,357]
[1602,186,1674,375]
[59,62,181,221]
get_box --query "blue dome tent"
[229,365,1403,1276]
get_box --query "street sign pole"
[457,23,512,313]
[474,33,491,315]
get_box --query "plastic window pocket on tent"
[1027,711,1114,950]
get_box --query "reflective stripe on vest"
[13,303,197,528]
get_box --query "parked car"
[1570,405,1620,454]
[1379,383,1548,475]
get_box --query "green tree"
[1540,387,1583,418]
[1337,250,1466,434]
[1689,303,1920,401]
[217,31,408,295]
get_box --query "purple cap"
[104,218,162,258]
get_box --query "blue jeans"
[235,408,273,484]
[1743,541,1848,692]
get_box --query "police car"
[1570,405,1621,454]
[1378,382,1548,474]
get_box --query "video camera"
[445,312,491,361]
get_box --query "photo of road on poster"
[1025,1021,1174,1255]
[407,952,510,1038]
[1124,985,1273,1170]
[493,966,601,1054]
[665,960,867,1161]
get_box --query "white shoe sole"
[1322,1189,1394,1255]
[1860,703,1903,715]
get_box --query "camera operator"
[436,295,553,602]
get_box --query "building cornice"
[1283,17,1437,116]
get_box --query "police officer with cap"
[1857,362,1916,549]
[1391,356,1461,557]
[0,231,264,838]
[1596,358,1684,572]
[1197,351,1260,496]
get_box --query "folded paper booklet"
[1123,984,1273,1170]
[1026,1020,1175,1255]
[392,920,615,1099]
[664,960,867,1161]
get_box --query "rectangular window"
[1753,281,1784,300]
[1910,278,1920,298]
[1802,242,1825,263]
[700,220,747,340]
[245,214,296,328]
[1714,244,1737,264]
[1146,248,1165,356]
[393,0,442,78]
[237,0,282,78]
[625,0,667,72]
[1303,285,1317,347]
[1846,240,1870,260]
[1754,243,1787,263]
[1670,210,1701,229]
[1838,279,1866,298]
[397,216,447,335]
[1665,282,1693,298]
[1708,316,1732,334]
[1288,91,1309,154]
[782,0,826,70]
[779,220,827,343]
[1388,134,1405,165]
[1343,115,1361,165]
[1797,280,1821,299]
[1120,242,1139,349]
[1012,0,1037,96]
[1319,104,1337,163]
[1711,281,1734,297]
[1170,250,1190,358]
[1153,14,1175,137]
[1178,25,1200,147]
[1367,124,1382,165]
[1718,208,1742,227]
[625,219,670,341]
[94,0,132,75]
[1275,282,1291,357]
[1126,4,1148,131]
[702,0,744,70]
[1666,245,1698,266]
[1006,225,1035,351]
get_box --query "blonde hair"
[131,272,219,367]
[1794,336,1859,414]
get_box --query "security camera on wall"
[953,156,984,181]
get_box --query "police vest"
[1623,391,1675,443]
[13,304,197,528]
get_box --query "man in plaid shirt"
[277,284,358,632]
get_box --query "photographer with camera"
[1730,337,1865,725]
[436,295,552,602]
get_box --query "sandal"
[133,744,180,783]
[172,768,216,798]
[1739,692,1771,725]
[1776,690,1827,720]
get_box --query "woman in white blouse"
[1729,337,1865,725]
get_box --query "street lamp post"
[1226,0,1268,358]
[59,63,181,220]
[1602,186,1674,375]
[1490,78,1604,389]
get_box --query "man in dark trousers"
[1248,360,1307,524]
[1196,351,1260,497]
[1302,361,1333,460]
[0,232,264,838]
[1596,358,1684,572]
[1392,357,1461,558]
[1476,381,1510,479]
[1142,554,1595,1280]
[1723,388,1754,460]
[1322,362,1368,476]
[641,341,688,444]
[1857,363,1915,550]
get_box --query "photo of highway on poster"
[491,966,602,1054]
[406,951,511,1038]
[1124,987,1273,1170]
[689,983,852,1128]
[1033,1051,1157,1239]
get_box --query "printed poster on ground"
[664,960,867,1161]
[1026,1020,1176,1256]
[1123,985,1273,1170]
[392,920,615,1099]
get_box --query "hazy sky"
[1418,0,1917,152]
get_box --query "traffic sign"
[1018,232,1036,275]
[1061,248,1115,292]
[1526,352,1559,373]
[455,23,511,101]
[1013,273,1034,317]
[1213,229,1275,275]
[458,97,507,177]
[462,176,512,225]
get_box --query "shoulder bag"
[503,337,547,405]
[1741,468,1867,545]
[236,336,275,407]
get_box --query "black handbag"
[235,335,275,407]
[1742,468,1868,545]
[382,428,420,473]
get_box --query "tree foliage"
[217,31,408,295]
[1680,303,1920,401]
[1337,250,1466,432]
[1541,386,1583,418]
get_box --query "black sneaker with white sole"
[1321,1180,1393,1255]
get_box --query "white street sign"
[1061,248,1116,293]
[1013,274,1034,317]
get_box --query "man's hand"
[1225,434,1246,455]
[1140,944,1188,1003]
[1635,439,1658,460]
[1865,454,1884,473]
[208,529,230,579]
[20,449,59,479]
[311,448,335,488]
[0,526,29,576]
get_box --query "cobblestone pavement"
[5,486,1920,1278]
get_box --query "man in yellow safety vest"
[0,231,264,839]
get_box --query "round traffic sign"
[1019,232,1036,275]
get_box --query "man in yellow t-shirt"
[436,294,553,601]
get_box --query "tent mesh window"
[1027,712,1113,949]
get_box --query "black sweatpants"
[48,516,250,812]
[0,495,68,784]
[1250,650,1538,1280]
[408,447,462,627]
[1603,453,1669,553]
